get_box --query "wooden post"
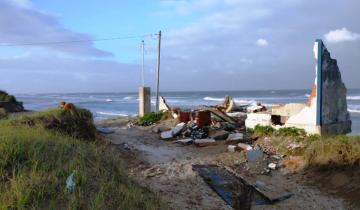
[155,30,161,111]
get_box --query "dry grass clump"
[304,135,360,168]
[6,107,96,140]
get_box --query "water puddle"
[193,164,271,210]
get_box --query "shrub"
[253,125,275,136]
[0,90,17,103]
[139,111,164,125]
[275,127,306,137]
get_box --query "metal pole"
[141,40,145,86]
[155,30,161,111]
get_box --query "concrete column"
[139,86,151,117]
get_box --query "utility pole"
[155,30,162,111]
[141,40,145,86]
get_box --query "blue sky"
[0,0,360,93]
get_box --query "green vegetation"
[250,125,275,136]
[275,127,306,137]
[0,108,166,209]
[6,108,96,140]
[0,90,24,113]
[139,111,165,125]
[0,90,17,103]
[305,135,360,169]
[248,125,306,138]
[248,125,360,170]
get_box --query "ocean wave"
[347,96,360,100]
[233,99,257,105]
[123,96,133,100]
[349,109,360,113]
[96,111,128,117]
[305,94,310,97]
[105,99,113,102]
[203,97,224,102]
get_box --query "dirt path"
[101,121,349,210]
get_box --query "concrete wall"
[284,40,351,135]
[245,40,352,135]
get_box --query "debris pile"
[152,96,249,148]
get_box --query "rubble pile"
[152,96,264,151]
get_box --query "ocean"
[15,89,360,135]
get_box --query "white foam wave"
[305,94,310,97]
[203,97,224,102]
[349,109,360,113]
[105,99,113,102]
[347,96,360,100]
[233,99,257,105]
[123,96,133,100]
[96,111,128,117]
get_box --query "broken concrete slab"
[160,130,173,139]
[172,122,186,136]
[228,145,237,152]
[227,133,244,141]
[175,138,193,145]
[246,150,264,162]
[245,113,272,129]
[209,129,229,140]
[194,139,216,147]
[237,143,253,151]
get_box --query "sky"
[0,0,359,93]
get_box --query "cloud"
[256,39,269,47]
[240,58,253,64]
[324,28,360,43]
[0,0,112,57]
[256,38,269,46]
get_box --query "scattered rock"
[194,139,216,147]
[226,133,244,144]
[268,163,277,170]
[172,122,187,136]
[161,130,173,139]
[175,138,193,145]
[237,143,253,151]
[227,145,237,152]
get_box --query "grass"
[304,135,360,169]
[5,107,96,140]
[0,108,166,209]
[248,125,360,170]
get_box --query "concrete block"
[139,86,151,117]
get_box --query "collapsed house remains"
[246,39,351,135]
[139,40,351,138]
